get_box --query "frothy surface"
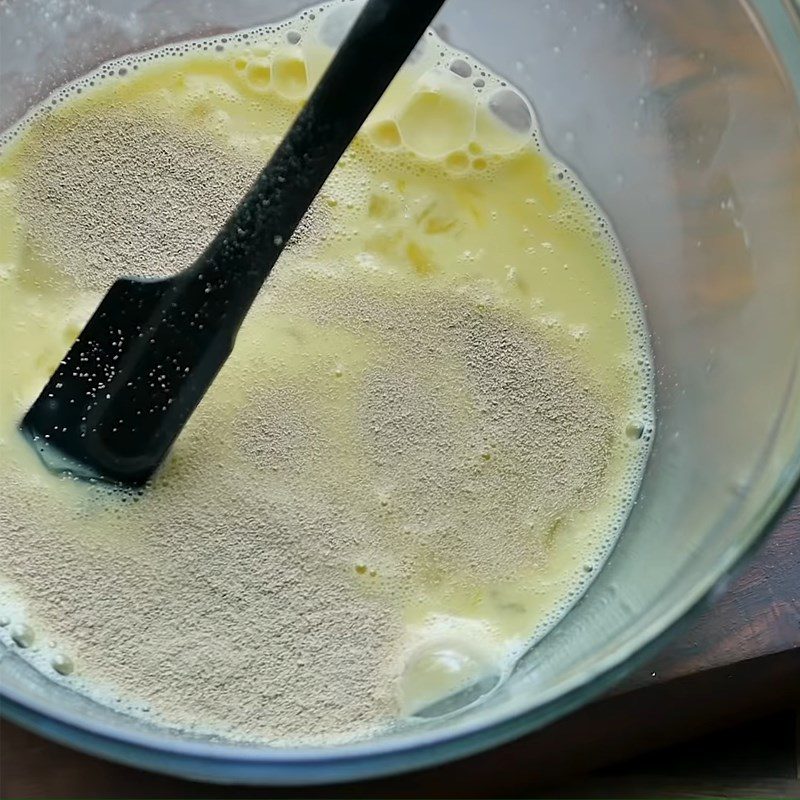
[0,2,653,744]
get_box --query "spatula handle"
[190,0,446,325]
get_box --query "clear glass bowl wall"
[1,0,799,785]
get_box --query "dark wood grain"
[1,493,798,798]
[619,499,800,690]
[539,710,799,799]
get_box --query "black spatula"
[20,0,445,487]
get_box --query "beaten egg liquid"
[0,4,653,742]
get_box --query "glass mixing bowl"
[1,0,799,785]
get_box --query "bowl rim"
[2,0,800,786]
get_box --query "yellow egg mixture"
[0,5,652,743]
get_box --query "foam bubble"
[10,622,35,648]
[51,652,75,675]
[487,88,534,135]
[397,87,475,159]
[449,59,472,79]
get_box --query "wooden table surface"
[1,492,798,798]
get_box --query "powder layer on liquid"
[0,3,653,745]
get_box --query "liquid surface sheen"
[0,3,653,744]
